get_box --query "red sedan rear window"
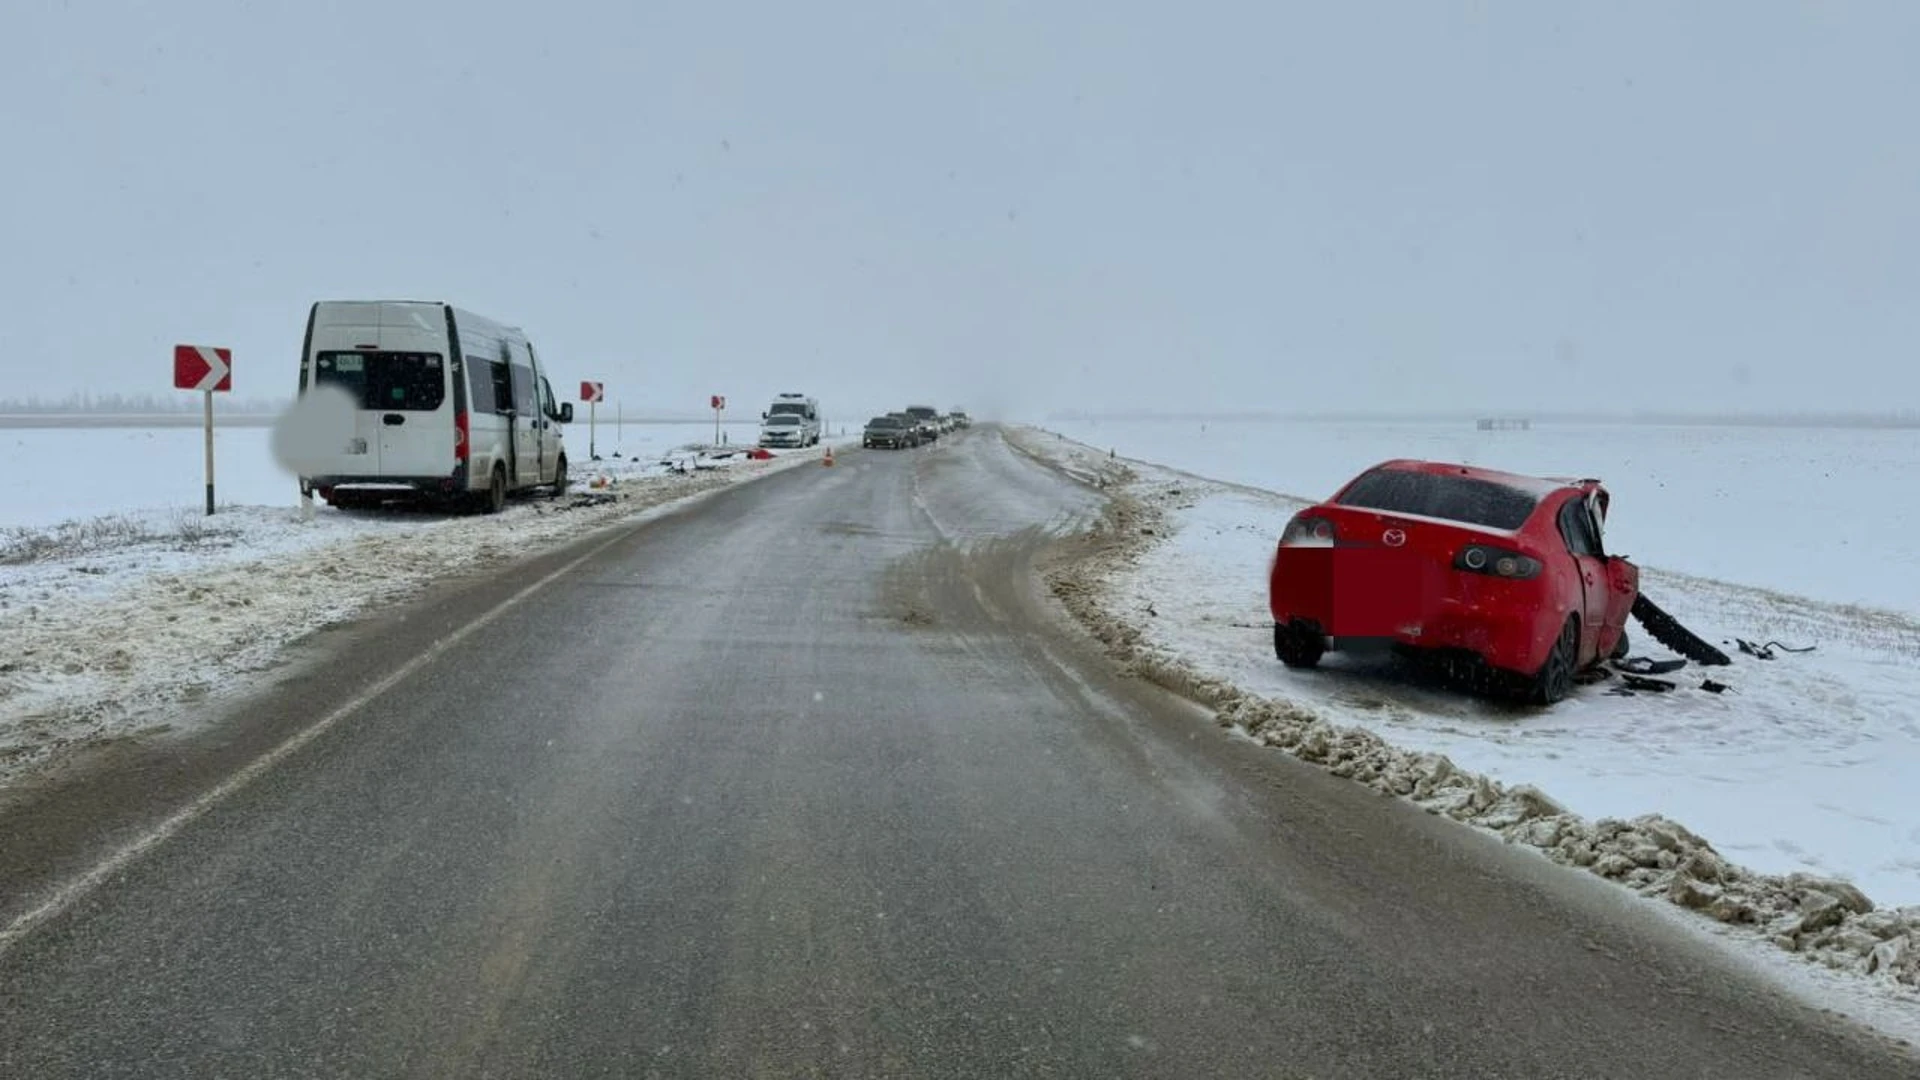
[1335,468,1539,530]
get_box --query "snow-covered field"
[0,419,782,529]
[1011,426,1920,1004]
[0,422,854,785]
[1042,418,1920,617]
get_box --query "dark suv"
[863,415,919,449]
[888,410,932,442]
[904,405,941,442]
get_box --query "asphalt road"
[0,429,1911,1078]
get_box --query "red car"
[1267,459,1639,704]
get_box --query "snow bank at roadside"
[1009,427,1920,998]
[0,444,834,786]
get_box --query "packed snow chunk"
[1668,876,1722,911]
[1794,893,1849,936]
[1787,872,1874,916]
[1407,753,1462,799]
[1706,894,1760,925]
[1640,818,1702,854]
[1506,813,1575,849]
[1673,849,1731,886]
[1623,839,1671,870]
[1852,909,1914,940]
[1293,722,1336,763]
[1866,936,1913,980]
[1592,853,1637,879]
[1479,785,1565,831]
[1553,836,1599,868]
[1829,927,1886,958]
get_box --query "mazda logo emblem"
[1382,529,1406,547]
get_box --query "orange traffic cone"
[822,445,836,467]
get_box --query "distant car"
[863,415,918,449]
[761,393,822,446]
[949,409,971,429]
[895,409,938,442]
[1267,459,1638,704]
[904,405,942,440]
[757,413,810,448]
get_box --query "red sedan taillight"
[1280,514,1338,546]
[1453,543,1542,580]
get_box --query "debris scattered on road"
[1701,679,1732,694]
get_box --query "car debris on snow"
[544,492,620,512]
[1610,673,1678,695]
[1631,592,1732,666]
[1617,657,1688,676]
[1737,637,1819,661]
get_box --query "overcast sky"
[3,1,1915,420]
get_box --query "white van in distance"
[292,301,574,512]
[760,393,821,447]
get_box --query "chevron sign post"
[174,345,233,515]
[581,381,605,459]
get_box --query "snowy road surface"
[0,438,848,784]
[0,429,1911,1077]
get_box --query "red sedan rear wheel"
[1527,616,1581,705]
[1274,621,1325,669]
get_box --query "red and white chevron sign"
[173,345,233,392]
[581,381,605,403]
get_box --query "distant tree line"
[0,391,289,415]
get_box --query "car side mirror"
[559,403,574,424]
